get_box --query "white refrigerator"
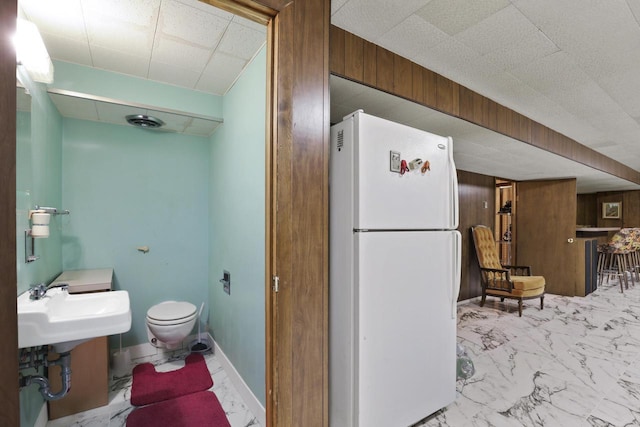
[330,110,461,427]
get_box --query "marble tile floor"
[46,350,261,427]
[46,278,640,427]
[418,279,640,427]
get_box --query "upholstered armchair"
[471,225,545,316]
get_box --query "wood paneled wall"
[623,191,640,227]
[592,190,640,229]
[329,25,640,186]
[457,170,495,301]
[577,193,598,226]
[0,1,18,425]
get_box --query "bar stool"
[598,244,629,292]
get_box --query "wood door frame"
[1,1,18,425]
[1,0,329,426]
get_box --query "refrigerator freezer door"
[355,230,459,427]
[354,113,458,230]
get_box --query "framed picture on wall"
[602,202,621,219]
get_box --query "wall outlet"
[220,270,231,295]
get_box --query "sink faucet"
[29,283,69,300]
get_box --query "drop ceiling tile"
[509,0,599,31]
[186,118,221,137]
[331,0,350,15]
[38,32,93,66]
[50,94,99,121]
[518,5,639,74]
[376,15,449,61]
[455,5,539,56]
[171,0,234,20]
[411,114,468,137]
[20,0,87,40]
[453,140,495,157]
[585,112,639,137]
[508,51,588,96]
[482,29,559,71]
[589,140,624,150]
[147,110,193,130]
[597,59,640,119]
[330,75,367,105]
[196,52,246,94]
[148,60,201,89]
[81,0,161,27]
[628,0,640,20]
[412,37,498,88]
[544,82,620,120]
[380,98,434,125]
[415,0,510,36]
[571,38,640,84]
[331,0,431,43]
[218,22,266,60]
[91,45,150,78]
[343,86,403,119]
[232,15,266,34]
[151,36,211,71]
[560,2,638,52]
[84,14,155,56]
[158,0,230,49]
[477,72,549,116]
[95,102,142,126]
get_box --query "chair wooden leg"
[518,299,523,317]
[597,251,606,285]
[480,292,486,307]
[617,253,627,292]
[500,297,505,302]
[540,295,544,310]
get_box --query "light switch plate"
[221,270,231,295]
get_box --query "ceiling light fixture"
[13,18,54,84]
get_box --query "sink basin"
[18,287,131,353]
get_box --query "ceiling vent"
[125,114,164,129]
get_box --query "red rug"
[126,391,231,427]
[130,353,213,406]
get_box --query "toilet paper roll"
[31,212,50,225]
[31,224,50,238]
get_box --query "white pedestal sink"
[18,287,131,353]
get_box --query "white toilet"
[146,301,197,350]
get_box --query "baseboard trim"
[212,337,266,427]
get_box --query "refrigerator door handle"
[448,137,459,229]
[451,231,462,319]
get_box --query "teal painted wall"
[209,47,266,405]
[16,69,63,294]
[16,68,63,427]
[17,49,266,424]
[62,119,210,348]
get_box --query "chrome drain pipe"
[19,347,72,401]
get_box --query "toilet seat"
[146,301,197,325]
